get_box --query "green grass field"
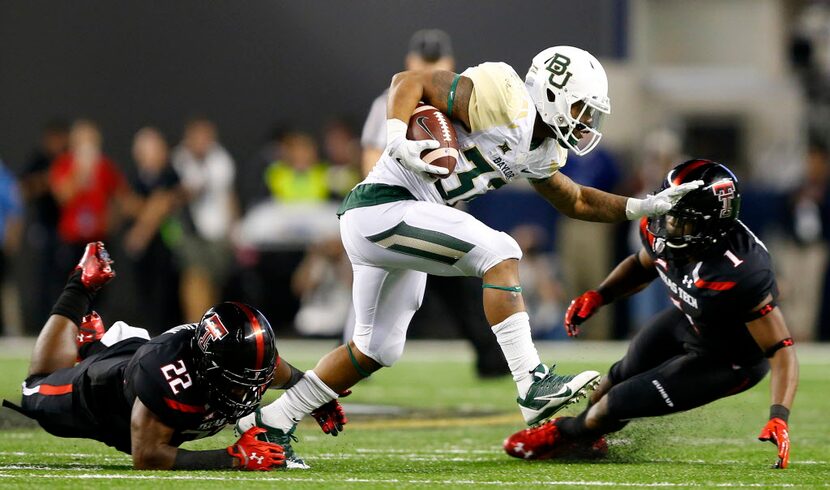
[0,339,827,489]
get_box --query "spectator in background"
[264,131,330,202]
[510,224,567,339]
[782,141,830,340]
[556,146,622,339]
[0,158,23,334]
[358,29,508,377]
[49,120,131,273]
[18,120,69,328]
[626,128,686,333]
[360,28,455,175]
[172,117,238,322]
[240,124,285,212]
[124,127,183,333]
[291,237,352,337]
[322,118,361,200]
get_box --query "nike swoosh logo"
[534,386,572,401]
[415,116,437,140]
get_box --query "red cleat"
[75,242,115,291]
[76,311,105,360]
[504,418,563,460]
[504,418,608,461]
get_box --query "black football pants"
[604,308,769,421]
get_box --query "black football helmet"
[192,302,278,419]
[647,159,741,259]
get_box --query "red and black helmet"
[192,302,278,419]
[647,159,741,258]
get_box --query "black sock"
[556,412,593,439]
[49,270,94,326]
[78,340,106,360]
[556,411,628,440]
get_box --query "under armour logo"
[249,452,264,465]
[512,442,534,459]
[682,275,694,288]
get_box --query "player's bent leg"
[28,315,80,376]
[28,242,115,376]
[483,259,600,425]
[605,353,769,422]
[237,266,426,469]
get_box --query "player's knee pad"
[468,232,523,277]
[351,327,406,367]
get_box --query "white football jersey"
[364,62,568,205]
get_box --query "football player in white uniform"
[236,46,701,464]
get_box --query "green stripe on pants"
[367,221,475,265]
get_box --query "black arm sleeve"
[172,448,236,470]
[280,361,305,390]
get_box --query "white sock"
[491,311,542,398]
[253,370,339,431]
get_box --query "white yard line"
[0,473,822,487]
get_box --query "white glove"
[386,119,448,177]
[625,180,704,219]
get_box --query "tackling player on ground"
[236,46,701,463]
[2,242,346,470]
[504,160,799,469]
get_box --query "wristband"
[769,404,790,423]
[173,448,236,470]
[625,198,643,220]
[386,118,408,144]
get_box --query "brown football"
[407,104,459,178]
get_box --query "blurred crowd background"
[1,0,830,349]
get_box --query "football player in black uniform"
[3,241,347,470]
[503,160,798,469]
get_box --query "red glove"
[227,427,285,471]
[564,290,604,337]
[311,389,351,436]
[758,418,790,469]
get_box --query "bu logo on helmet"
[545,53,572,89]
[198,313,229,350]
[712,180,736,218]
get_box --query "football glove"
[625,180,704,219]
[386,119,448,178]
[311,390,351,437]
[564,290,604,337]
[227,427,286,471]
[758,417,790,469]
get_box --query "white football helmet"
[525,46,611,155]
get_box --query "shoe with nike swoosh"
[517,364,601,425]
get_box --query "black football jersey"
[123,325,231,447]
[639,218,779,363]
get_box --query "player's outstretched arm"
[532,172,628,222]
[565,248,657,336]
[130,399,284,470]
[533,172,702,222]
[746,299,798,469]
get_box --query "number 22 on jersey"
[161,360,193,394]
